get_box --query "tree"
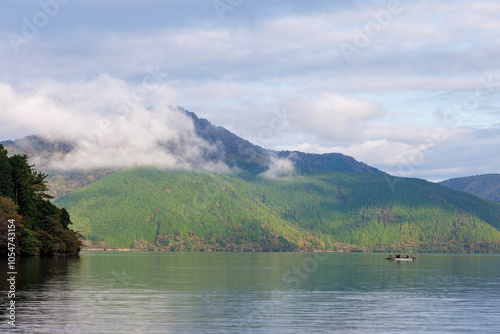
[0,149,82,255]
[32,170,53,200]
[60,208,71,229]
[0,145,14,198]
[9,155,37,228]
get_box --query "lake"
[1,252,499,333]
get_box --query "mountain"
[184,109,382,174]
[4,108,500,253]
[440,174,500,203]
[1,108,382,198]
[2,109,383,176]
[54,167,500,253]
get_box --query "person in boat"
[395,253,400,258]
[405,255,409,258]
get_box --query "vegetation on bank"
[55,167,500,253]
[0,145,82,255]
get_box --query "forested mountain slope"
[55,167,500,253]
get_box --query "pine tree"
[8,155,38,228]
[0,145,14,198]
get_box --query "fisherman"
[395,253,400,258]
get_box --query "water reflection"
[0,256,81,333]
[0,253,498,333]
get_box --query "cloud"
[1,0,500,181]
[3,0,498,85]
[0,76,229,172]
[283,93,384,141]
[259,156,295,180]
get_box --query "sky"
[1,0,499,181]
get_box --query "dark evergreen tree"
[61,208,71,229]
[8,155,38,228]
[0,145,14,198]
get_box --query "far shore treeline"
[0,144,81,256]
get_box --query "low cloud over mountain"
[0,76,230,172]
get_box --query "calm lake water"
[1,252,499,333]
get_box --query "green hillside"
[55,167,500,253]
[55,168,320,252]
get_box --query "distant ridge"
[440,174,500,203]
[0,140,13,146]
[183,109,383,174]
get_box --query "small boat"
[386,255,416,261]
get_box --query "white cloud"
[259,156,295,180]
[284,93,384,141]
[0,77,227,172]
